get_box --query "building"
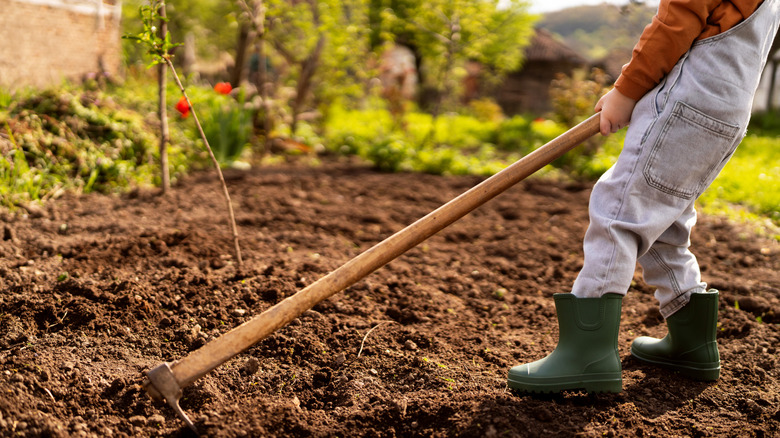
[494,28,589,115]
[0,0,123,90]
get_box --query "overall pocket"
[643,101,740,200]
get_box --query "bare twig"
[42,387,56,403]
[357,321,395,358]
[165,59,243,266]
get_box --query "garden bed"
[1,158,778,437]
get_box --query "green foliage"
[323,105,570,176]
[0,133,54,208]
[0,84,200,209]
[187,88,254,165]
[122,0,181,67]
[466,98,505,123]
[549,68,610,126]
[493,117,566,156]
[122,0,236,66]
[262,0,373,124]
[375,0,536,108]
[548,68,611,171]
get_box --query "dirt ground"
[1,157,779,437]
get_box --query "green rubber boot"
[631,289,720,381]
[507,293,623,394]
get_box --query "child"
[508,0,779,393]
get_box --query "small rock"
[369,368,378,376]
[745,399,763,415]
[333,352,346,366]
[404,340,418,351]
[148,414,165,425]
[232,308,247,317]
[128,415,147,426]
[22,203,46,218]
[11,373,24,383]
[241,357,260,375]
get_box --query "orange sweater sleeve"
[615,0,727,100]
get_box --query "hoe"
[144,113,601,433]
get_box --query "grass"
[698,133,780,239]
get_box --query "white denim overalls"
[571,0,780,318]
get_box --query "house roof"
[593,47,633,79]
[525,28,588,65]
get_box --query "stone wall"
[0,0,122,90]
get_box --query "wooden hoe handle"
[144,113,601,419]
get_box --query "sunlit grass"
[699,134,780,240]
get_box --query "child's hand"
[594,88,637,136]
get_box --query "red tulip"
[214,82,232,95]
[175,96,190,118]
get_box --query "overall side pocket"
[643,101,740,200]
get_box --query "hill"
[538,3,656,60]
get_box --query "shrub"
[187,88,254,166]
[548,68,611,171]
[0,84,200,208]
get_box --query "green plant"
[324,105,563,176]
[1,86,200,210]
[0,143,49,208]
[190,89,254,166]
[467,98,505,123]
[548,68,611,170]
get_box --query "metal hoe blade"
[145,363,199,435]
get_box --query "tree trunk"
[158,4,170,193]
[231,23,251,87]
[290,35,325,136]
[256,38,273,153]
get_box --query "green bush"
[324,105,557,176]
[187,88,254,166]
[494,117,568,154]
[0,83,200,209]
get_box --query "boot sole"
[631,348,720,381]
[507,372,622,394]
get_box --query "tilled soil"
[1,158,778,437]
